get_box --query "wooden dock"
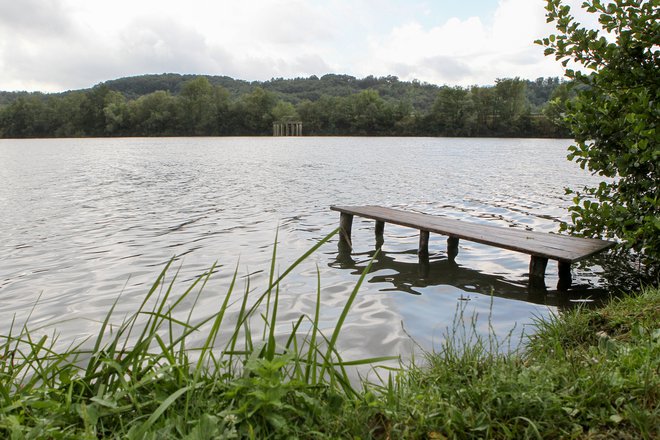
[330,205,616,290]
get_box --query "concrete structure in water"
[273,121,303,136]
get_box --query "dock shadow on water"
[330,243,609,309]
[327,239,621,356]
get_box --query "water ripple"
[0,137,608,359]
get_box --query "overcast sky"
[0,0,591,92]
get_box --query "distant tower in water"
[273,121,303,136]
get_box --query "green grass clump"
[1,228,658,439]
[355,288,659,439]
[0,229,393,439]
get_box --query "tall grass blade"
[263,229,279,340]
[115,259,174,361]
[229,228,339,346]
[321,249,377,380]
[195,264,239,374]
[305,266,323,385]
[129,385,191,439]
[265,276,280,361]
[284,315,305,352]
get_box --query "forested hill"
[103,74,252,100]
[0,73,570,138]
[101,73,560,113]
[103,73,443,111]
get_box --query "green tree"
[296,99,322,134]
[234,87,278,134]
[429,86,473,136]
[392,100,417,136]
[493,78,530,135]
[538,0,659,269]
[0,95,48,137]
[470,86,497,135]
[345,90,390,134]
[211,85,232,135]
[48,92,86,137]
[178,77,216,135]
[310,95,351,134]
[103,91,129,135]
[129,91,178,136]
[539,81,574,137]
[271,100,299,123]
[79,85,116,135]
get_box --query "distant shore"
[0,73,570,139]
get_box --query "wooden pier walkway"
[330,205,615,290]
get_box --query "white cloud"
[361,0,566,85]
[0,0,74,37]
[0,0,339,91]
[0,0,603,92]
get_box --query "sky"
[0,0,592,93]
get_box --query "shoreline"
[1,246,657,438]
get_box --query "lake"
[0,137,608,363]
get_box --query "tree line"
[0,74,569,138]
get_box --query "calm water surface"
[0,137,608,363]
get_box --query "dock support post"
[375,220,384,248]
[447,236,459,261]
[339,213,353,248]
[418,253,430,278]
[557,261,572,291]
[529,256,548,288]
[418,230,430,256]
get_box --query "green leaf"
[90,396,118,409]
[130,386,191,438]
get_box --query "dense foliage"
[538,0,659,270]
[0,74,569,138]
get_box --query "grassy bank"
[368,286,659,439]
[1,233,658,439]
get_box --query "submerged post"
[447,236,459,261]
[529,256,548,288]
[557,261,572,291]
[375,220,385,249]
[339,213,353,248]
[419,230,430,256]
[418,252,430,278]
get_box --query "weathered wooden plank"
[352,206,586,244]
[333,206,608,255]
[331,205,615,263]
[358,207,603,252]
[377,210,608,260]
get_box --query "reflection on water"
[332,245,609,308]
[0,137,612,361]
